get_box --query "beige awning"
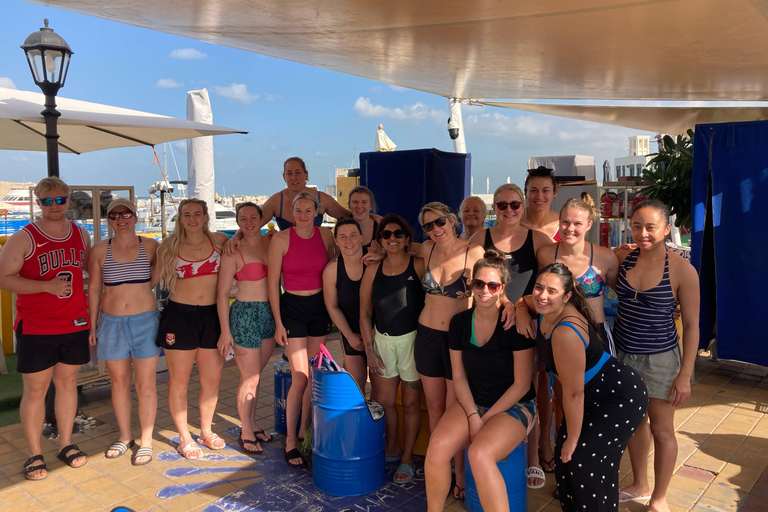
[476,101,768,135]
[26,0,768,102]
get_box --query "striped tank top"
[613,248,678,355]
[102,238,152,286]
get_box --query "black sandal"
[238,437,262,454]
[254,429,274,443]
[23,455,48,481]
[57,444,88,468]
[452,484,465,501]
[284,448,306,467]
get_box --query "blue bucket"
[311,367,385,496]
[464,441,527,512]
[273,361,292,435]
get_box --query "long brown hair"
[537,263,598,331]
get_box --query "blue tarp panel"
[692,121,768,366]
[359,149,471,241]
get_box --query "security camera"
[447,116,460,140]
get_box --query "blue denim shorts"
[96,309,162,360]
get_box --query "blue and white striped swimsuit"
[613,248,678,355]
[102,238,152,286]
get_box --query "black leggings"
[555,358,649,512]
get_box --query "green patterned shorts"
[230,300,276,349]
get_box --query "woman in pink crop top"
[154,199,230,460]
[268,191,335,467]
[216,203,276,453]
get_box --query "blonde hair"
[492,183,525,205]
[157,199,222,294]
[292,191,319,210]
[418,201,459,233]
[560,192,598,224]
[459,195,488,220]
[34,177,70,197]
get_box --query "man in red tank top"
[0,177,91,481]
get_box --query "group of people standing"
[0,161,700,512]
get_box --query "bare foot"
[646,498,670,512]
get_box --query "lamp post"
[21,19,73,178]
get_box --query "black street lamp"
[21,19,73,178]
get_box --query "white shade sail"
[25,0,768,102]
[478,101,768,136]
[0,86,247,154]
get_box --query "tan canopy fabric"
[477,101,768,136]
[27,0,768,102]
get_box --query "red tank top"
[282,226,327,291]
[15,221,89,335]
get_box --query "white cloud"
[213,84,259,104]
[388,84,408,93]
[173,141,186,151]
[169,48,207,60]
[353,97,445,123]
[464,112,551,137]
[315,151,330,157]
[369,85,383,93]
[0,77,16,89]
[262,93,282,101]
[155,78,183,89]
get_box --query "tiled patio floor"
[1,336,767,511]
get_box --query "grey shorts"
[617,345,681,402]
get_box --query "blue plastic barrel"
[464,441,527,512]
[273,359,292,435]
[311,367,385,496]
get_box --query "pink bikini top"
[234,250,268,281]
[175,238,221,279]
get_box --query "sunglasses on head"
[40,196,67,207]
[380,229,406,239]
[108,211,134,221]
[421,216,448,232]
[495,201,523,211]
[471,279,502,294]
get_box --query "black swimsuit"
[483,229,537,302]
[336,255,365,357]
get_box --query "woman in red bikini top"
[155,199,230,460]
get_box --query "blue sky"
[0,0,656,197]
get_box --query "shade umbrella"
[0,86,247,154]
[374,124,396,152]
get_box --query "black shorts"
[16,320,90,374]
[281,291,332,339]
[414,323,452,380]
[341,332,367,359]
[156,301,221,351]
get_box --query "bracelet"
[515,305,528,311]
[467,411,479,419]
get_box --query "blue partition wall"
[692,121,768,366]
[359,149,471,241]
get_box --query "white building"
[614,135,652,178]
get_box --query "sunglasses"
[380,229,406,239]
[108,211,135,220]
[471,279,502,294]
[421,216,449,232]
[495,201,523,211]
[40,196,67,207]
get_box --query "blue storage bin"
[311,367,385,496]
[464,441,527,512]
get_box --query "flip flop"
[539,449,555,473]
[239,437,263,455]
[177,441,203,460]
[105,440,135,459]
[253,429,274,443]
[57,444,88,468]
[284,448,306,467]
[452,484,465,501]
[618,490,652,503]
[23,455,48,481]
[385,452,403,463]
[394,462,415,484]
[198,433,226,450]
[526,466,546,489]
[132,446,154,466]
